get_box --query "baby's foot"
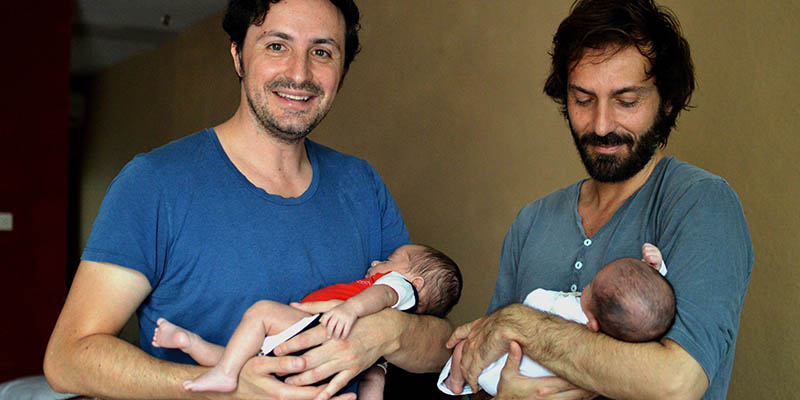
[152,318,194,350]
[183,368,238,393]
[641,243,663,269]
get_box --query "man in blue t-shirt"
[43,1,453,399]
[444,1,753,399]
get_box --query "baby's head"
[369,244,462,317]
[581,257,675,342]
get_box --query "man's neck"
[578,152,663,237]
[214,111,313,198]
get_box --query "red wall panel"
[0,3,72,382]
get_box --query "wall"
[76,1,799,398]
[0,4,72,381]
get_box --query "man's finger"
[502,340,523,374]
[313,371,355,400]
[446,319,479,348]
[275,324,327,356]
[446,341,466,393]
[291,300,343,314]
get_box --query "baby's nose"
[371,260,379,266]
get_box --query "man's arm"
[43,260,331,400]
[275,304,453,400]
[454,304,707,400]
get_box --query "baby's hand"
[319,304,358,339]
[641,243,663,269]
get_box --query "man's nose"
[287,51,311,84]
[592,101,617,136]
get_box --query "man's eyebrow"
[611,86,650,96]
[568,84,594,96]
[255,30,292,42]
[567,84,650,96]
[312,37,342,52]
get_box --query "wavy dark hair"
[223,0,361,78]
[543,0,695,146]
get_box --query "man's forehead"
[568,46,654,87]
[247,0,345,43]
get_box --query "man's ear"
[231,42,243,78]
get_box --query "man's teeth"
[278,93,311,101]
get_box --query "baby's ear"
[410,276,424,292]
[586,315,600,333]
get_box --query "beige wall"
[78,1,800,398]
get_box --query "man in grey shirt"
[444,0,753,399]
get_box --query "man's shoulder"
[112,129,215,192]
[654,157,737,199]
[307,139,368,167]
[307,140,380,183]
[139,129,213,167]
[658,156,726,186]
[516,180,582,219]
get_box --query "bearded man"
[445,1,753,399]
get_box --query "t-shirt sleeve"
[486,206,529,314]
[368,164,410,260]
[373,271,416,311]
[659,179,753,384]
[81,155,168,288]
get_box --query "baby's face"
[366,244,419,278]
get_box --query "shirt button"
[574,261,583,270]
[584,239,592,246]
[570,284,578,292]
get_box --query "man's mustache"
[579,132,634,147]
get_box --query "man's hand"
[231,355,356,400]
[495,341,596,400]
[447,308,522,393]
[274,302,391,400]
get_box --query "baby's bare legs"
[358,364,388,400]
[183,300,310,393]
[152,318,224,366]
[641,243,664,269]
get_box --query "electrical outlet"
[0,212,12,231]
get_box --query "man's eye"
[618,99,638,108]
[574,98,592,106]
[267,43,285,51]
[312,49,331,58]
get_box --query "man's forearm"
[503,304,708,400]
[45,333,207,400]
[381,311,453,373]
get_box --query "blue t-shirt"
[488,157,753,400]
[82,129,410,365]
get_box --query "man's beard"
[246,78,329,144]
[570,107,670,183]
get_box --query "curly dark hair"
[543,0,695,146]
[223,0,361,77]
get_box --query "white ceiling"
[71,0,228,75]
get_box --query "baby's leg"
[641,243,664,269]
[152,318,223,366]
[183,300,310,393]
[358,364,387,400]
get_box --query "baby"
[153,243,462,399]
[438,243,674,396]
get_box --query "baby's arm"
[642,243,664,269]
[319,284,399,339]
